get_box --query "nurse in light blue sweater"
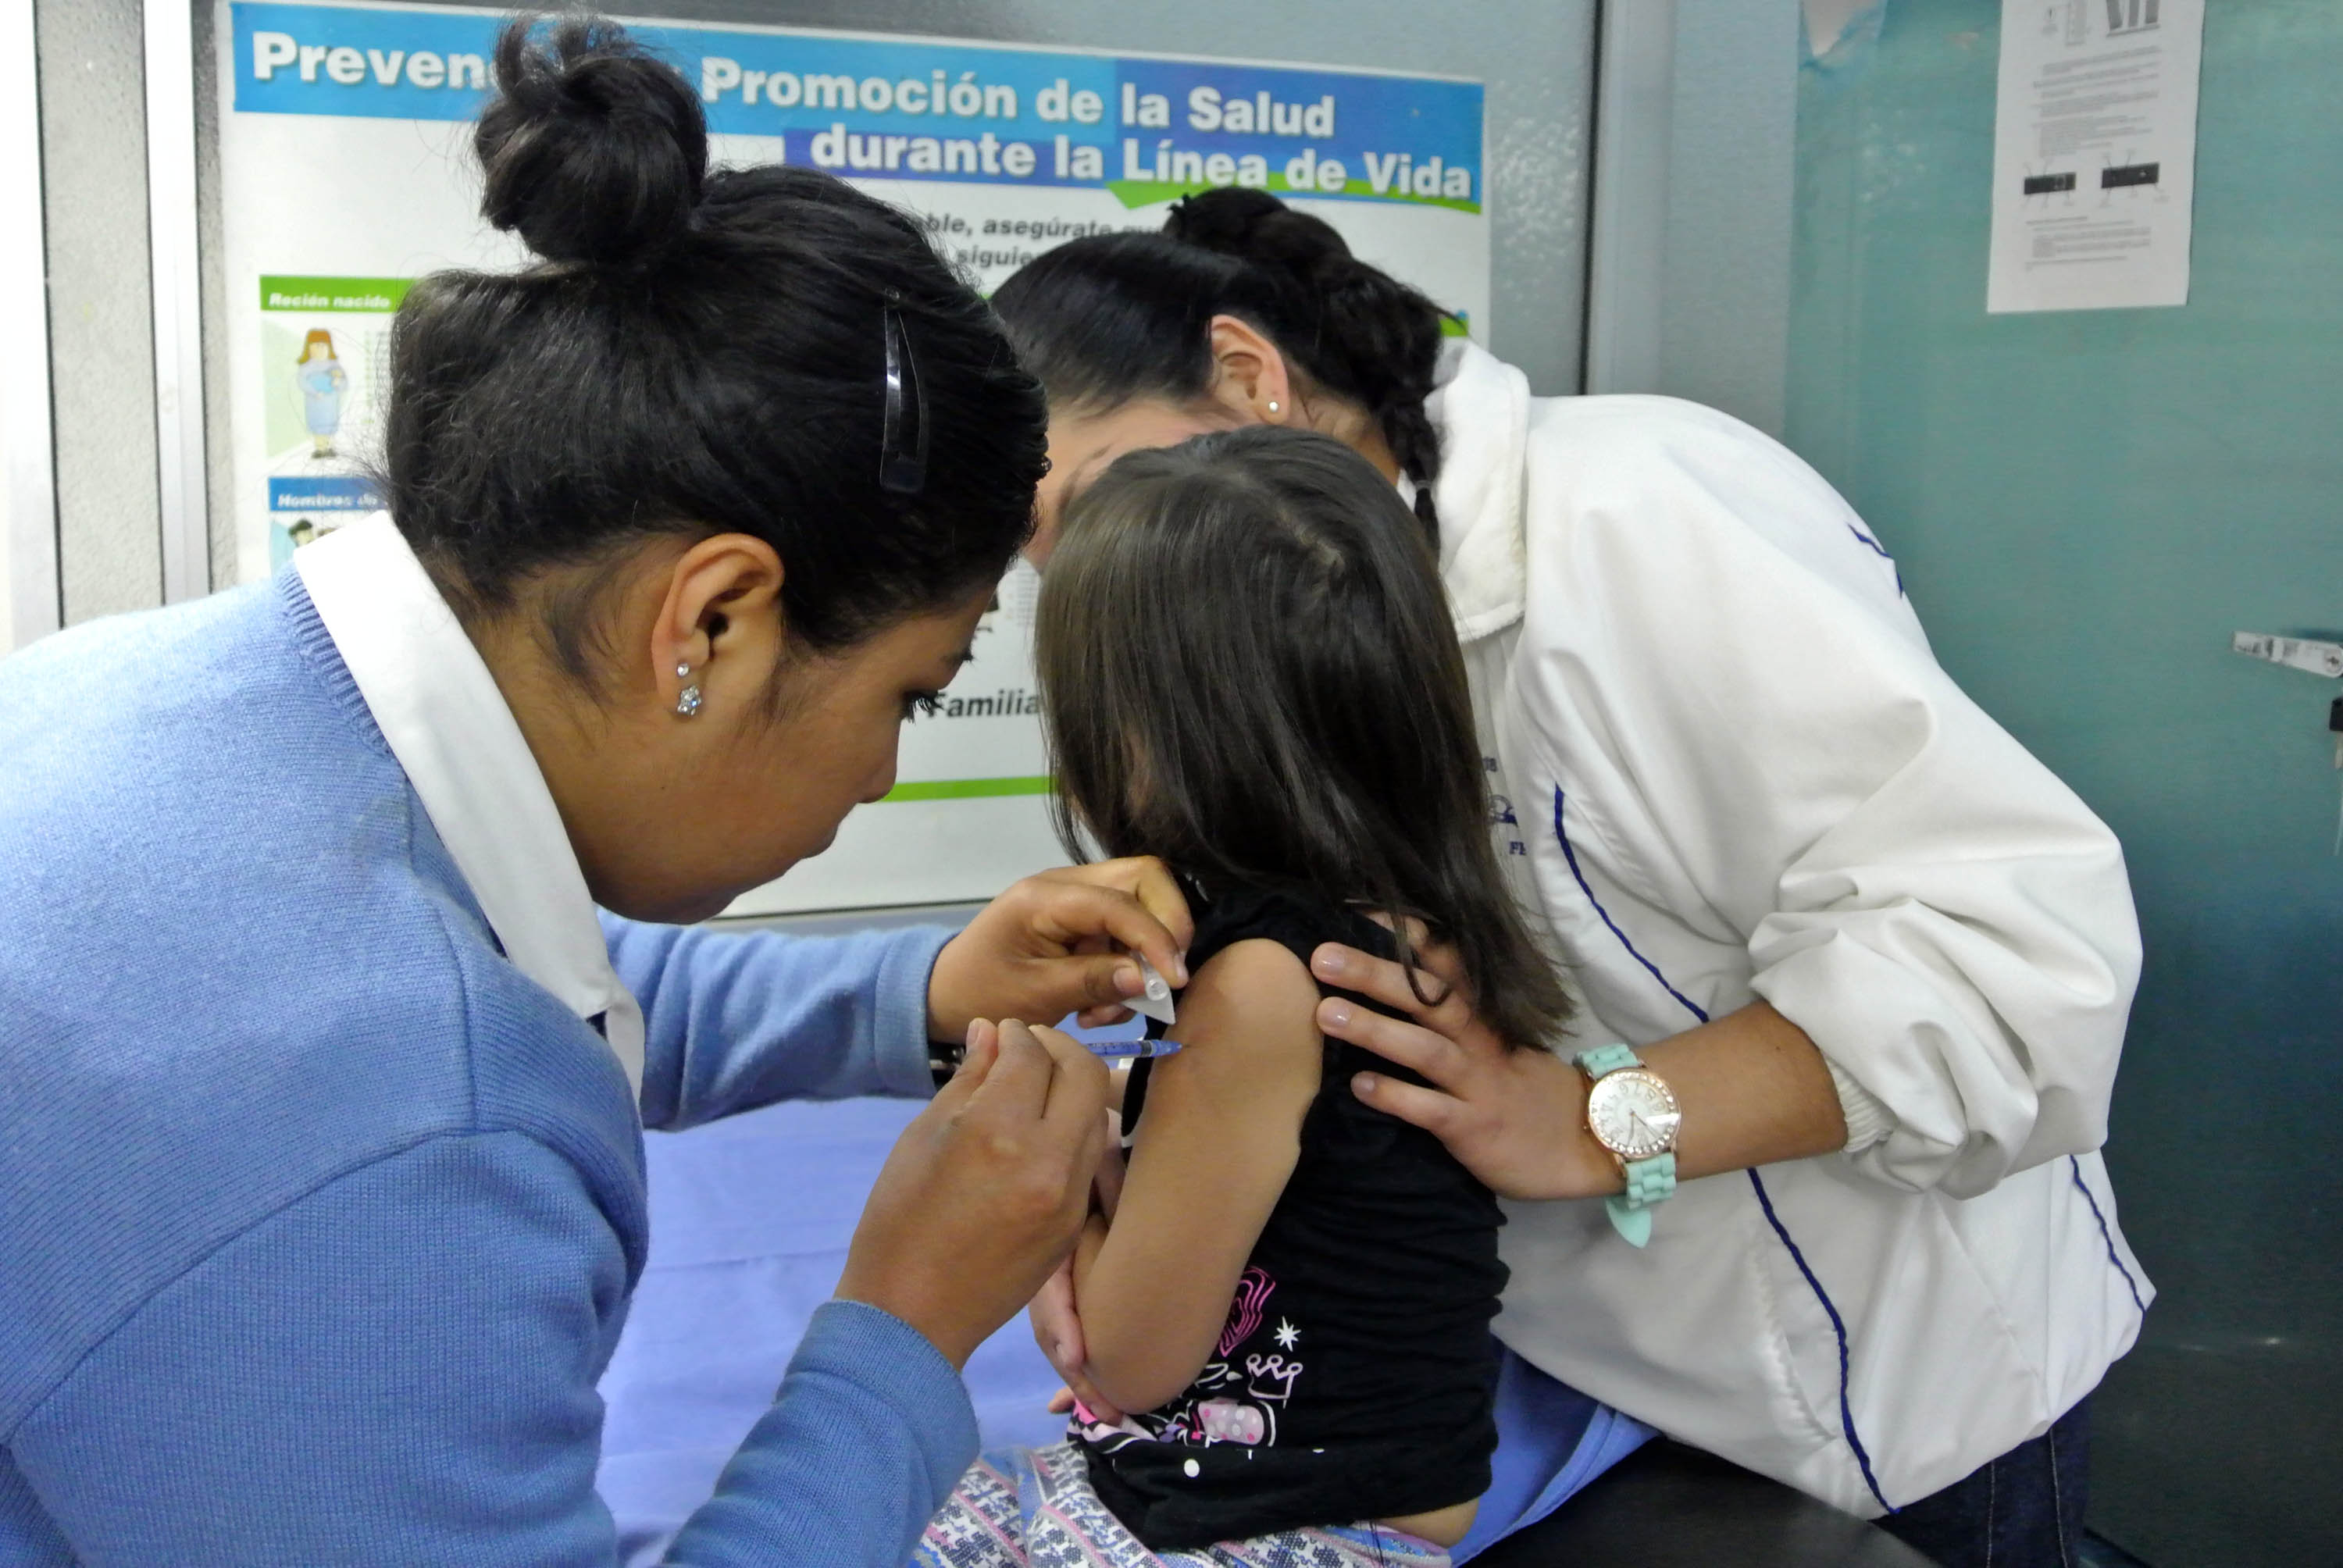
[0,17,1191,1566]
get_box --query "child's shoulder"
[1184,880,1400,978]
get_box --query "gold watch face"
[1586,1068,1681,1161]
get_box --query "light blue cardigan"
[0,572,970,1566]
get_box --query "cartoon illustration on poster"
[255,276,404,568]
[215,0,1489,911]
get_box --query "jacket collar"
[296,516,645,1097]
[1426,339,1533,643]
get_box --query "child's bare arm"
[1070,939,1325,1414]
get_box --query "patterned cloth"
[916,1442,1452,1568]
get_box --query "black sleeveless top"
[1077,883,1507,1548]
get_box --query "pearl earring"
[674,661,703,718]
[1267,400,1281,414]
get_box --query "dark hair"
[382,16,1045,675]
[990,188,1451,546]
[1035,426,1570,1051]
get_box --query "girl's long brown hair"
[1035,426,1571,1051]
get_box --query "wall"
[35,0,166,624]
[1787,4,2343,1563]
[1656,0,1799,435]
[1580,0,1802,437]
[0,0,54,650]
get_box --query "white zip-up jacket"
[1427,342,2152,1516]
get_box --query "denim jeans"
[1879,1399,2092,1568]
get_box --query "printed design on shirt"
[1078,1265,1306,1454]
[1485,758,1528,857]
[1218,1266,1276,1356]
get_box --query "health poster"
[216,0,1489,912]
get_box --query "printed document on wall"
[1987,0,2202,313]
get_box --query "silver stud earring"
[674,661,702,718]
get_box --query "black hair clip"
[879,298,929,495]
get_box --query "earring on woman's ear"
[1266,400,1282,415]
[674,661,703,718]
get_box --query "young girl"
[918,426,1572,1567]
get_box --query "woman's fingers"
[1073,857,1196,958]
[1025,1023,1111,1130]
[929,1018,1000,1113]
[1363,910,1435,954]
[1310,941,1475,1038]
[929,864,1189,1042]
[1075,950,1149,1012]
[1051,882,1190,989]
[1314,993,1472,1091]
[970,1019,1054,1119]
[1350,1070,1471,1141]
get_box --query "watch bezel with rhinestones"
[1583,1065,1681,1163]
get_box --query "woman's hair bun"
[1165,187,1357,287]
[474,16,708,268]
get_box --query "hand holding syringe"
[1082,956,1181,1060]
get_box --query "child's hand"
[1030,1127,1129,1423]
[928,858,1193,1041]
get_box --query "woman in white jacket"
[992,191,2149,1568]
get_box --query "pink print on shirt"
[1076,1265,1311,1453]
[1218,1267,1276,1357]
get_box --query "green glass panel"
[1788,6,2343,1563]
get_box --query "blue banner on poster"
[269,476,383,512]
[228,3,1483,210]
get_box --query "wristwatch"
[1576,1044,1681,1248]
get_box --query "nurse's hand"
[1309,939,1621,1203]
[929,858,1193,1040]
[838,1018,1110,1369]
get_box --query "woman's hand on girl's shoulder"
[1310,939,1621,1202]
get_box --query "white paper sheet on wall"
[1986,0,2204,313]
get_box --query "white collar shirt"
[296,515,646,1099]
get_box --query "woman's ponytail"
[1167,185,1453,532]
[1167,190,1450,540]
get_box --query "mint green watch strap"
[1578,1045,1677,1249]
[1576,1042,1641,1077]
[1603,1153,1678,1246]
